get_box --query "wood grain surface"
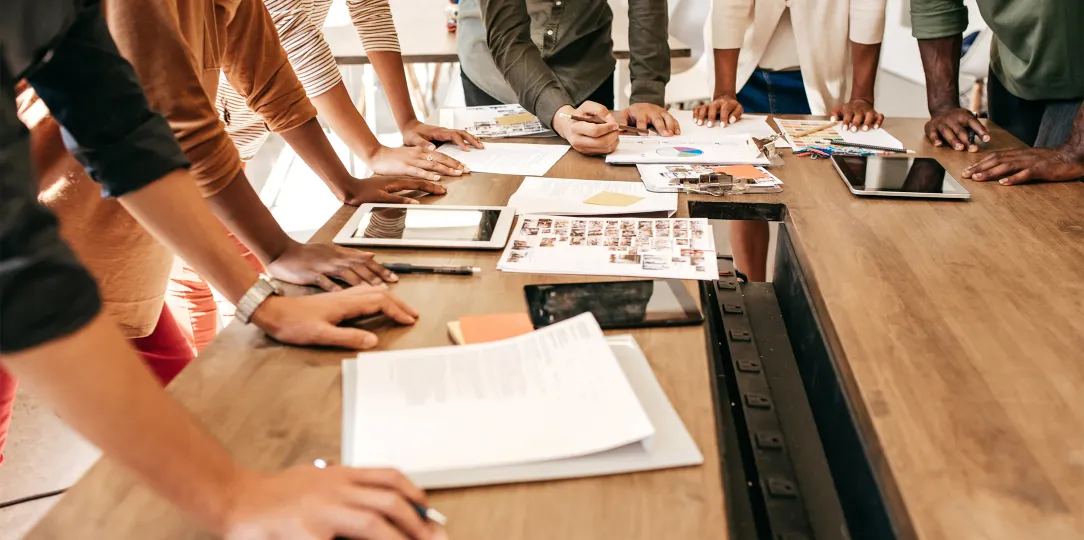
[28,118,1084,540]
[324,0,691,64]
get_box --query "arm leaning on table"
[623,0,679,136]
[479,0,621,155]
[828,0,887,131]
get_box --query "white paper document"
[658,110,791,148]
[344,314,655,474]
[438,142,569,176]
[606,136,770,165]
[498,215,719,280]
[637,164,783,193]
[774,118,904,150]
[507,177,678,216]
[438,104,552,138]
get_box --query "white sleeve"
[346,0,402,53]
[263,0,343,97]
[711,0,754,50]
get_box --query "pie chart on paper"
[656,146,704,158]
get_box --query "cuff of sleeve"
[849,6,886,44]
[910,7,968,40]
[0,253,102,353]
[534,86,575,130]
[630,80,667,107]
[67,114,190,198]
[255,84,318,134]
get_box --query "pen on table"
[557,112,651,135]
[314,459,449,528]
[382,263,481,276]
[830,141,916,154]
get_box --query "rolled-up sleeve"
[219,0,318,134]
[480,0,573,129]
[25,4,190,198]
[909,0,968,40]
[850,0,887,45]
[627,0,670,105]
[711,0,753,50]
[346,0,403,53]
[263,0,343,99]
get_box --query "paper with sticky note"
[507,177,677,216]
[715,165,771,179]
[459,313,535,344]
[636,164,782,193]
[583,191,645,207]
[496,112,536,126]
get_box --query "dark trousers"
[736,68,812,115]
[987,71,1082,148]
[461,71,616,110]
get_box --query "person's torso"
[980,0,1084,101]
[457,0,616,105]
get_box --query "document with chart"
[606,136,770,165]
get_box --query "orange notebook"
[447,313,535,345]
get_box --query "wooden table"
[324,0,691,65]
[29,119,1084,540]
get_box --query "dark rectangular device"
[830,156,970,199]
[524,279,703,330]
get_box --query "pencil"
[557,112,651,135]
[831,141,916,154]
[792,120,838,139]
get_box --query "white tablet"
[830,156,970,199]
[333,204,516,249]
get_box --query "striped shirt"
[218,0,402,160]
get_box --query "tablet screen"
[354,206,502,241]
[832,156,968,196]
[525,280,702,329]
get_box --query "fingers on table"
[417,151,464,176]
[346,467,429,506]
[334,288,419,324]
[458,129,485,149]
[965,151,1033,184]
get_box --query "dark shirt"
[466,0,670,129]
[1,0,190,353]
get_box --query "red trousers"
[0,306,194,465]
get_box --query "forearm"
[711,49,741,98]
[850,41,882,103]
[917,35,963,114]
[1,313,251,535]
[1060,105,1084,156]
[627,0,670,105]
[118,170,260,304]
[367,50,419,130]
[289,95,374,199]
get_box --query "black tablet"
[524,279,703,330]
[830,156,970,199]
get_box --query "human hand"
[961,146,1084,185]
[337,178,447,207]
[622,102,680,136]
[829,98,885,132]
[250,286,418,349]
[368,145,468,182]
[401,118,484,152]
[223,466,444,540]
[693,95,744,127]
[924,107,991,152]
[268,241,396,290]
[551,102,620,155]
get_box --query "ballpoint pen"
[314,459,449,530]
[556,112,652,135]
[382,263,481,276]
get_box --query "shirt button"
[555,1,562,5]
[546,29,554,36]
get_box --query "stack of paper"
[655,110,792,148]
[507,177,678,216]
[342,314,703,489]
[637,164,783,193]
[497,215,719,280]
[774,118,904,150]
[438,104,551,138]
[606,136,770,165]
[438,142,569,176]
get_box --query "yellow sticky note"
[583,191,644,207]
[495,112,536,126]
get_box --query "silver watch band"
[235,275,280,325]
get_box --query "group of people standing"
[0,0,1079,538]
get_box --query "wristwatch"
[235,274,281,325]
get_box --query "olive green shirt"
[466,0,670,129]
[910,0,1084,101]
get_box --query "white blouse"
[711,0,887,114]
[218,0,401,160]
